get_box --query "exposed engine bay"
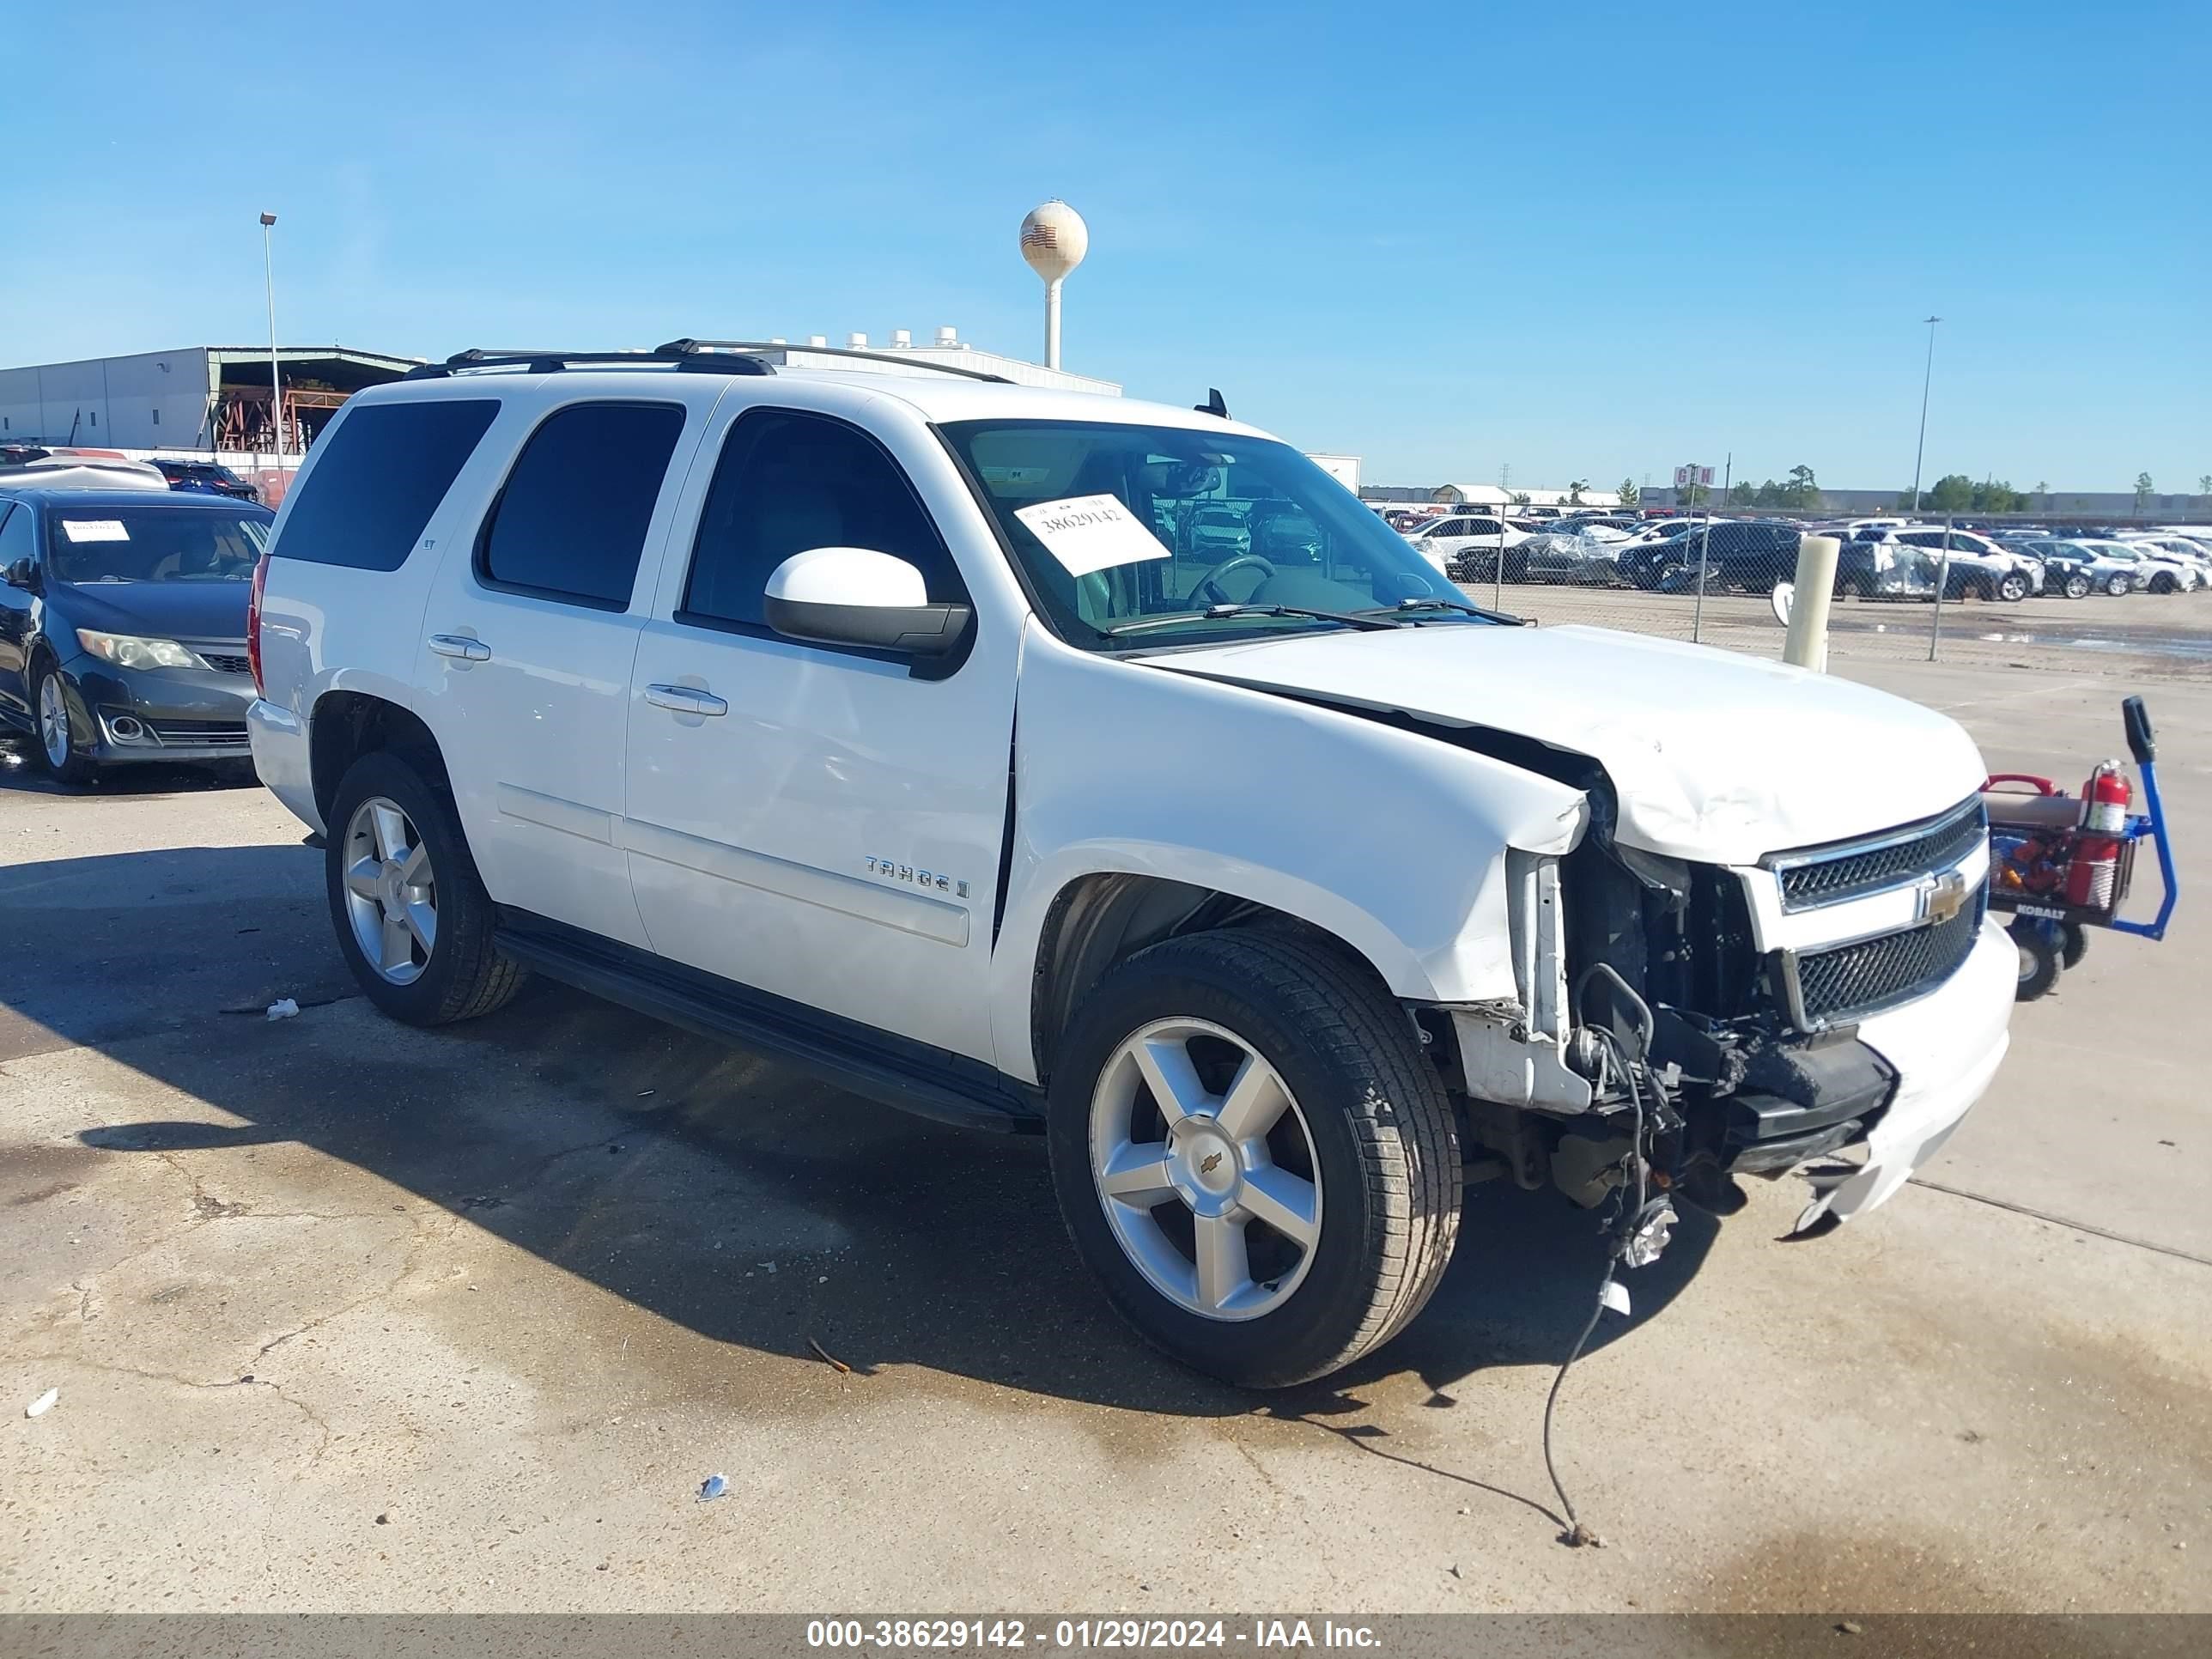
[1414,736,1975,1251]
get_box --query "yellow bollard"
[1784,535,1840,672]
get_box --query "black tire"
[1046,928,1462,1389]
[2150,573,2177,594]
[2063,574,2091,599]
[1998,572,2031,602]
[325,750,526,1025]
[28,659,98,787]
[2060,922,2088,970]
[2009,920,2063,1002]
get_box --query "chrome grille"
[1789,887,1986,1028]
[1771,797,1987,912]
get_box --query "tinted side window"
[477,402,685,610]
[276,398,500,571]
[681,410,963,632]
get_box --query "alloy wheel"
[341,796,438,986]
[1089,1017,1322,1322]
[37,674,71,769]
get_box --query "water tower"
[1019,200,1088,370]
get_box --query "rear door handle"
[645,684,728,717]
[428,635,491,662]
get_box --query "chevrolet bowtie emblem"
[1923,870,1969,925]
[1199,1152,1224,1176]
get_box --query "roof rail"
[657,339,1012,384]
[402,346,775,381]
[402,338,1021,385]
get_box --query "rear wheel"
[325,750,525,1025]
[1998,572,2031,602]
[1047,929,1461,1389]
[31,663,97,786]
[2106,574,2132,597]
[2063,574,2091,599]
[2060,922,2088,970]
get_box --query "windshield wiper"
[1363,597,1526,626]
[1104,602,1401,638]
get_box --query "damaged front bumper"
[1791,915,2014,1227]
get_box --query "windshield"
[46,507,270,583]
[943,420,1476,647]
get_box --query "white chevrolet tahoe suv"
[247,341,2014,1389]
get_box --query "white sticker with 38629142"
[61,520,131,543]
[1012,494,1172,579]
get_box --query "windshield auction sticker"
[60,520,131,542]
[1014,494,1173,578]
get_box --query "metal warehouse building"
[0,345,420,453]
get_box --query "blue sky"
[3,1,2203,492]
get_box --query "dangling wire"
[1540,1019,1654,1548]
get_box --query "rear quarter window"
[274,398,501,571]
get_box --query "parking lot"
[1,657,2207,1615]
[1460,580,2212,680]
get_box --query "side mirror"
[3,556,35,592]
[763,548,971,659]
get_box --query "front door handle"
[645,684,729,717]
[428,635,491,662]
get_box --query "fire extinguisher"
[2065,760,2132,908]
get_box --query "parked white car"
[2083,541,2201,592]
[2117,534,2212,582]
[1401,513,1531,580]
[246,342,2014,1389]
[1855,526,2042,601]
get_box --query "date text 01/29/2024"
[804,1619,1382,1650]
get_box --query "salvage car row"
[1382,508,2212,603]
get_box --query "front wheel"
[30,663,98,786]
[1047,930,1461,1389]
[1998,572,2032,602]
[2106,574,2132,597]
[325,750,526,1025]
[2150,574,2178,594]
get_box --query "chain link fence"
[1428,512,2212,681]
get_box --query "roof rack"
[402,346,773,380]
[402,338,1012,385]
[658,339,1012,384]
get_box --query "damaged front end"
[1437,770,1991,1238]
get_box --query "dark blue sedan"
[0,489,273,784]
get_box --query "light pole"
[260,212,283,455]
[1909,315,1941,513]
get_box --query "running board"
[493,913,1042,1135]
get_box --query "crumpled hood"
[1147,623,1987,865]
